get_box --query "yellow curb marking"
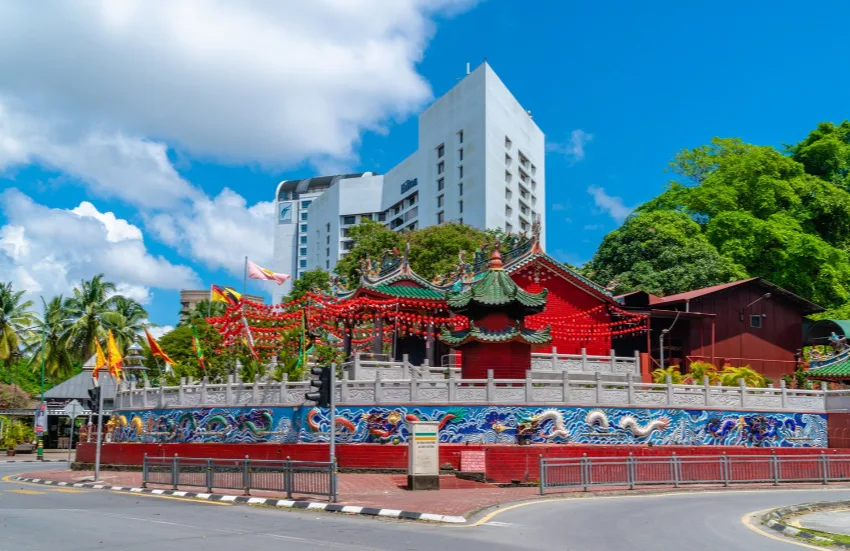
[115,491,231,506]
[5,489,46,495]
[741,508,826,550]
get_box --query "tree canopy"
[586,124,850,312]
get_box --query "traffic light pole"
[329,363,336,502]
[93,373,105,481]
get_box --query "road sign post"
[34,402,47,461]
[63,399,84,465]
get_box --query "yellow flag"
[93,339,108,380]
[107,330,123,381]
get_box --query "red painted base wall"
[77,443,838,484]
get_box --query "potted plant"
[5,436,16,456]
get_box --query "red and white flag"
[247,259,290,285]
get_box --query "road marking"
[741,509,825,550]
[5,489,46,495]
[461,487,850,527]
[114,490,230,505]
[482,521,517,527]
[48,488,87,494]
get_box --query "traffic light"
[305,366,331,407]
[87,386,101,414]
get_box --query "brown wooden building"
[617,278,823,381]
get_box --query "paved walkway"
[18,469,539,516]
[0,451,72,463]
[795,508,850,536]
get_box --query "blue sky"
[0,1,848,332]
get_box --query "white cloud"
[0,189,200,301]
[587,185,634,223]
[112,283,153,305]
[145,325,175,340]
[0,1,476,168]
[147,188,275,277]
[71,202,143,242]
[548,129,593,164]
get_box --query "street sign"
[63,399,84,420]
[35,402,47,435]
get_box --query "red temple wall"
[460,341,531,379]
[512,272,612,355]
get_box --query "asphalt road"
[1,462,848,551]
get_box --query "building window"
[299,247,307,256]
[437,178,445,191]
[531,179,537,190]
[437,161,444,174]
[459,200,463,214]
[458,218,463,225]
[458,165,463,179]
[300,212,308,221]
[300,223,308,233]
[299,259,307,268]
[458,148,463,161]
[326,260,330,269]
[459,182,463,196]
[406,192,418,207]
[520,220,529,232]
[506,222,513,233]
[301,200,312,209]
[505,171,512,184]
[300,235,308,244]
[326,235,330,244]
[326,247,330,257]
[458,130,463,144]
[437,195,444,208]
[506,205,513,217]
[505,188,512,200]
[361,213,372,221]
[519,151,530,169]
[531,164,537,175]
[437,144,445,158]
[341,227,350,237]
[505,136,512,149]
[437,211,444,224]
[505,153,512,166]
[342,215,356,225]
[378,212,387,222]
[750,315,763,329]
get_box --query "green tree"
[142,322,234,383]
[407,222,491,280]
[334,220,404,283]
[789,121,850,189]
[64,274,117,363]
[584,210,746,296]
[0,282,37,378]
[288,269,332,301]
[102,296,148,354]
[24,296,75,380]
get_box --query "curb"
[760,501,850,548]
[9,476,466,524]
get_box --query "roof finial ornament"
[531,219,543,254]
[490,243,504,271]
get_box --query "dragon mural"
[109,405,828,448]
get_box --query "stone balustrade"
[115,372,828,413]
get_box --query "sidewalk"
[0,451,72,463]
[16,469,539,517]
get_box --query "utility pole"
[93,374,105,481]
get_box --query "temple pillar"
[426,322,436,367]
[343,322,352,359]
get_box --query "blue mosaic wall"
[109,405,828,448]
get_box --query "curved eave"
[439,325,551,346]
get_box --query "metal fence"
[539,453,850,494]
[142,454,337,502]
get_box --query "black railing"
[143,454,337,502]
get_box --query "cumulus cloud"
[147,188,275,277]
[0,1,475,167]
[548,129,593,164]
[587,186,634,223]
[0,189,200,300]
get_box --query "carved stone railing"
[115,372,829,413]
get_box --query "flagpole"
[208,285,213,318]
[243,256,248,296]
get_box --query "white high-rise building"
[272,62,545,302]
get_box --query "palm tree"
[0,282,37,376]
[63,275,117,363]
[102,296,149,353]
[719,365,767,388]
[24,296,75,380]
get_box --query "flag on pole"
[106,330,123,381]
[240,314,260,360]
[191,324,206,371]
[145,328,178,367]
[246,259,290,285]
[211,284,242,306]
[93,338,108,382]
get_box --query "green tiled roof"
[805,359,850,380]
[446,268,547,312]
[372,284,445,300]
[439,324,551,346]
